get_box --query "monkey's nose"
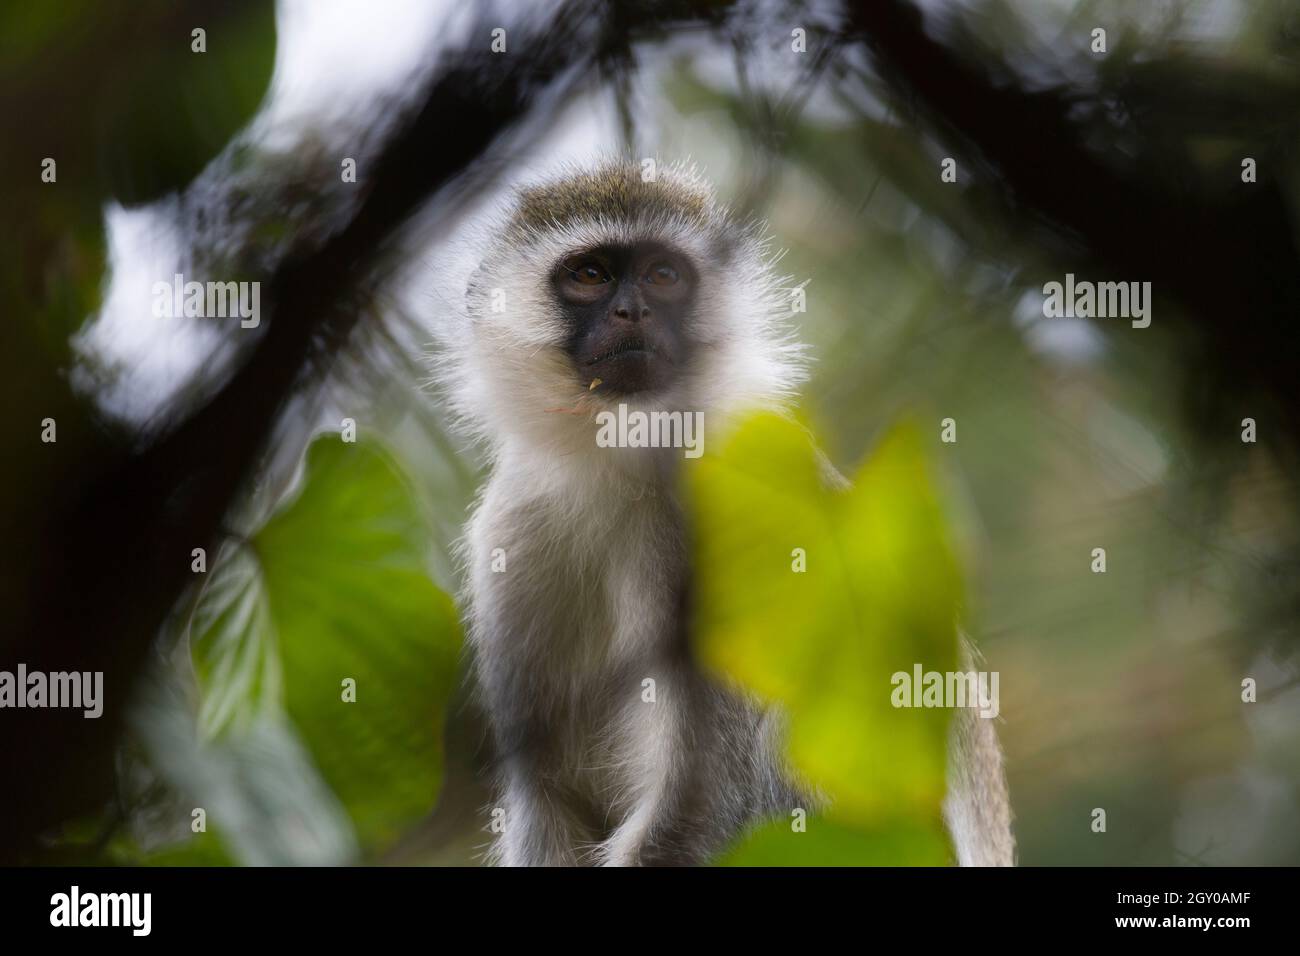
[612,305,650,323]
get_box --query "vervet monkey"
[437,161,1013,866]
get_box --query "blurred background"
[2,0,1299,866]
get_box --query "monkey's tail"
[942,638,1016,866]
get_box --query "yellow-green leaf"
[687,413,960,862]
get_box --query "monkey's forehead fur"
[504,161,747,251]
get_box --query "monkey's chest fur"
[463,467,797,865]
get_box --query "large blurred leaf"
[687,413,960,864]
[186,436,461,858]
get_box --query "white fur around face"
[432,163,808,487]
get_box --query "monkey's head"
[447,161,806,461]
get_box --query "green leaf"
[687,413,960,863]
[189,437,461,858]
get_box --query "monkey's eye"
[563,258,611,285]
[644,261,680,286]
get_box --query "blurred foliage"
[689,413,958,864]
[0,0,276,628]
[106,438,462,864]
[0,0,276,203]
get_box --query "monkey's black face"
[552,242,696,396]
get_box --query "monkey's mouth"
[585,336,657,366]
[580,334,676,395]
